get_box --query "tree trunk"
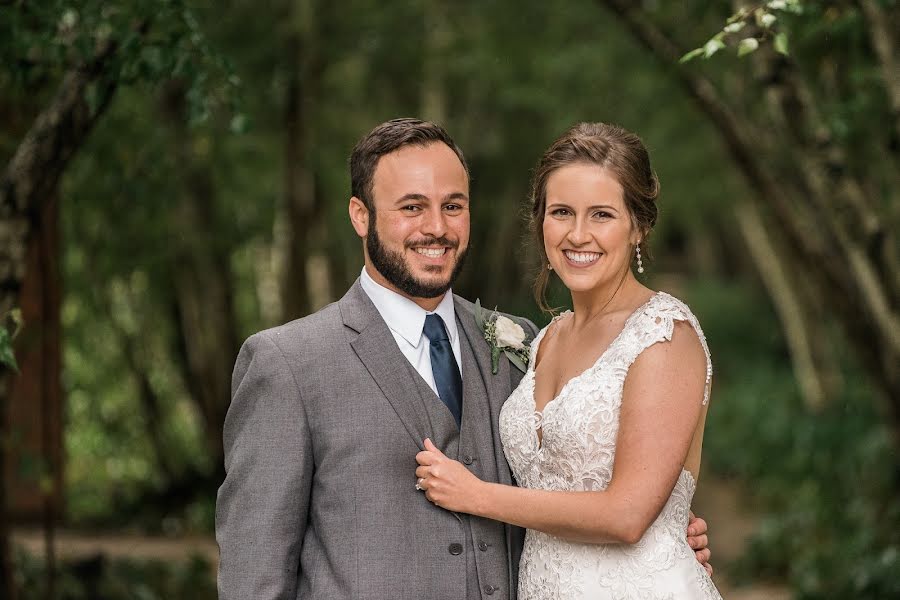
[280,0,331,321]
[0,37,121,599]
[160,80,240,472]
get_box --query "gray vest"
[407,319,512,600]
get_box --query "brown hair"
[530,122,660,312]
[350,118,469,211]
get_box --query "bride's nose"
[566,217,591,246]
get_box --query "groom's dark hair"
[350,118,469,212]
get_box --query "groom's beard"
[367,219,468,299]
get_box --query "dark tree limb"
[595,0,900,424]
[0,35,124,598]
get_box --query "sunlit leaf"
[679,47,705,63]
[738,37,760,57]
[774,32,789,55]
[703,38,726,58]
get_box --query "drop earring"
[635,244,644,274]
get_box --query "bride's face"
[542,163,639,295]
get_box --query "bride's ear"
[349,197,369,238]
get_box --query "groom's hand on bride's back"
[687,512,713,576]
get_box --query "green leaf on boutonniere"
[474,298,485,330]
[505,349,528,374]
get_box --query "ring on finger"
[415,477,425,491]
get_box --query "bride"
[415,122,723,599]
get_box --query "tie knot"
[423,314,450,343]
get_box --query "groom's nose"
[421,206,449,238]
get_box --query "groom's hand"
[687,512,713,576]
[415,438,485,514]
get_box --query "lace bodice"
[499,292,722,599]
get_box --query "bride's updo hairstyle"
[530,122,660,312]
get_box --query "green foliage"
[681,0,802,62]
[2,1,896,598]
[14,548,216,600]
[0,308,23,371]
[688,280,900,599]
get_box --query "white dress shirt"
[359,267,462,396]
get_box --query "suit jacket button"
[463,455,474,465]
[484,584,497,595]
[448,543,463,555]
[478,541,489,551]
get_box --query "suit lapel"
[454,296,515,487]
[341,280,431,449]
[455,297,526,586]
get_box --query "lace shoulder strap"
[616,292,713,405]
[528,310,572,373]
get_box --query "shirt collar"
[359,267,458,348]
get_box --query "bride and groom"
[216,118,722,599]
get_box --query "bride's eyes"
[547,208,614,219]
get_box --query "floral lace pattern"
[499,292,722,599]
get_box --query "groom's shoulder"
[242,301,344,359]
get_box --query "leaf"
[759,13,777,28]
[229,113,247,134]
[505,350,527,374]
[703,39,726,59]
[724,22,746,34]
[474,298,484,330]
[737,37,760,57]
[0,330,18,372]
[774,32,789,55]
[679,48,704,64]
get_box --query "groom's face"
[351,142,470,303]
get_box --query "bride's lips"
[562,249,601,268]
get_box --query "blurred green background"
[1,1,898,599]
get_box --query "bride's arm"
[416,320,707,545]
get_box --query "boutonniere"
[474,299,530,374]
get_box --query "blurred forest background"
[1,0,898,598]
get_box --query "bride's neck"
[569,273,642,327]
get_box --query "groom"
[215,118,711,599]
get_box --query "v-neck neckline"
[529,292,661,447]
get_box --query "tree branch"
[858,0,900,141]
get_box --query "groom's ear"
[349,196,370,238]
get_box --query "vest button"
[463,455,474,465]
[484,584,497,595]
[478,541,489,551]
[448,543,463,555]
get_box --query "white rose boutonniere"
[475,299,531,374]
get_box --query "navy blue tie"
[423,314,463,428]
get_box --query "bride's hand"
[415,438,485,514]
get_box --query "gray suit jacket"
[216,279,538,599]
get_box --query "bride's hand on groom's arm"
[688,512,713,576]
[415,438,488,513]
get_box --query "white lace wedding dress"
[499,292,723,599]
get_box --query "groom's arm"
[216,331,313,600]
